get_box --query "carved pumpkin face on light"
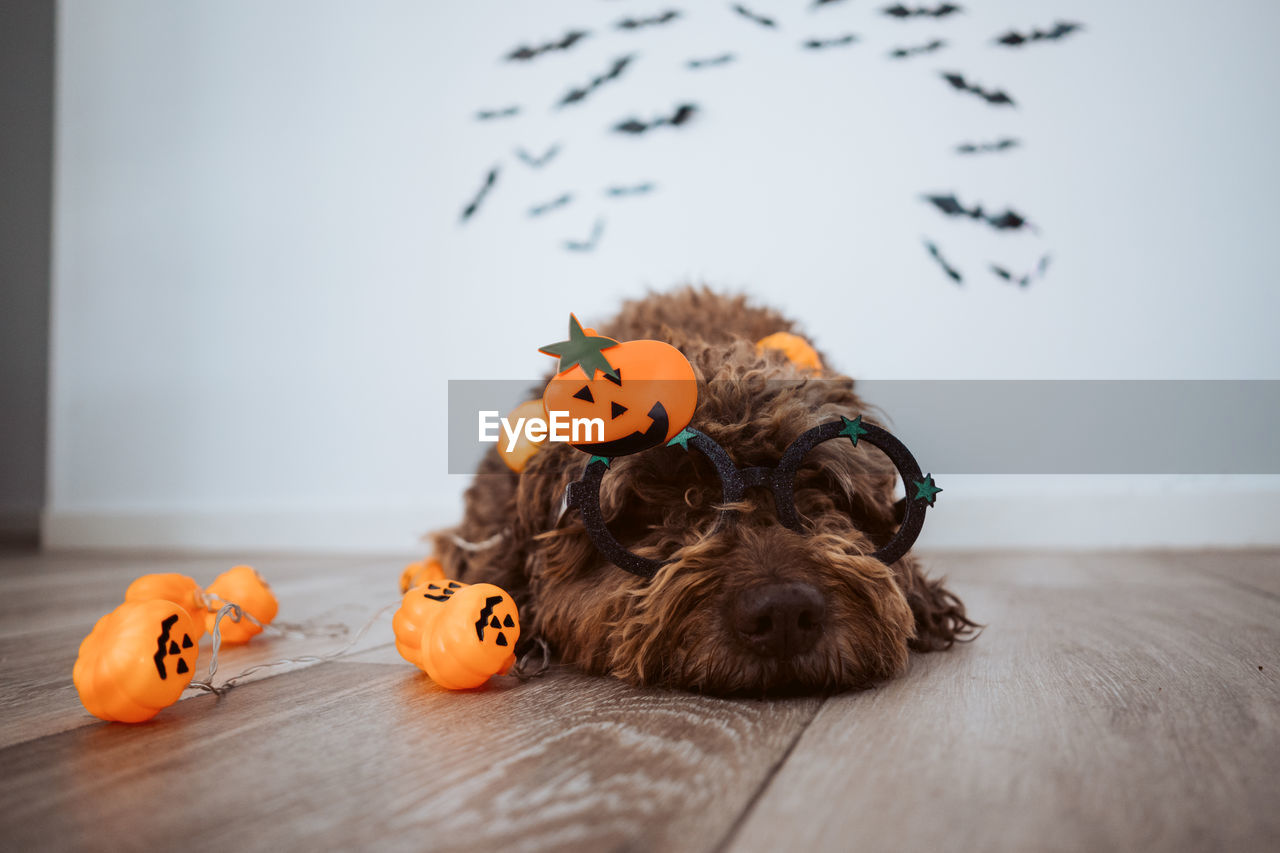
[124,573,207,640]
[541,314,697,457]
[392,579,520,690]
[203,565,278,644]
[73,599,200,723]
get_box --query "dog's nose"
[730,581,826,658]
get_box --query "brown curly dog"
[426,287,976,695]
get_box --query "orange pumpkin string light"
[399,556,447,593]
[393,579,521,690]
[73,563,528,723]
[124,573,209,640]
[185,600,396,698]
[73,599,202,723]
[73,564,369,723]
[200,565,279,644]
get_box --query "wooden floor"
[0,549,1276,853]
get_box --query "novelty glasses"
[564,416,940,578]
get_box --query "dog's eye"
[793,442,902,543]
[595,447,718,560]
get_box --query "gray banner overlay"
[448,380,1280,475]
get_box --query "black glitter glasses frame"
[564,416,941,579]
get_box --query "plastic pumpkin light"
[73,599,201,723]
[540,314,697,458]
[203,565,278,644]
[124,573,208,640]
[393,580,520,689]
[392,578,463,665]
[399,557,447,594]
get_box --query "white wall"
[48,0,1280,551]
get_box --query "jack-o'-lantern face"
[471,590,518,652]
[419,583,520,690]
[541,315,697,457]
[152,611,197,681]
[392,579,466,668]
[73,599,201,723]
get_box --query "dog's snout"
[730,581,826,658]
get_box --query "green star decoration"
[538,314,621,380]
[838,415,869,446]
[588,455,611,468]
[913,474,942,507]
[667,428,697,450]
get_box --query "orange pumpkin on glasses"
[540,314,697,458]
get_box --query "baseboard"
[915,489,1280,550]
[0,508,41,545]
[42,485,1280,553]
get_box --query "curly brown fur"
[431,286,978,694]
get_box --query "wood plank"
[0,662,819,852]
[1164,549,1280,598]
[727,551,1280,853]
[4,549,1277,852]
[0,551,410,749]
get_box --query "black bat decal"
[617,10,681,30]
[475,105,520,121]
[529,193,573,217]
[995,21,1082,47]
[991,255,1050,287]
[460,166,499,223]
[941,72,1015,106]
[605,183,656,197]
[883,3,962,18]
[989,263,1029,287]
[955,137,1019,154]
[889,39,946,58]
[564,218,605,252]
[557,55,634,108]
[803,34,858,50]
[925,240,963,285]
[505,29,589,62]
[687,53,736,69]
[613,103,698,135]
[732,4,778,28]
[923,193,1033,232]
[515,144,561,168]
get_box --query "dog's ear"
[895,556,980,651]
